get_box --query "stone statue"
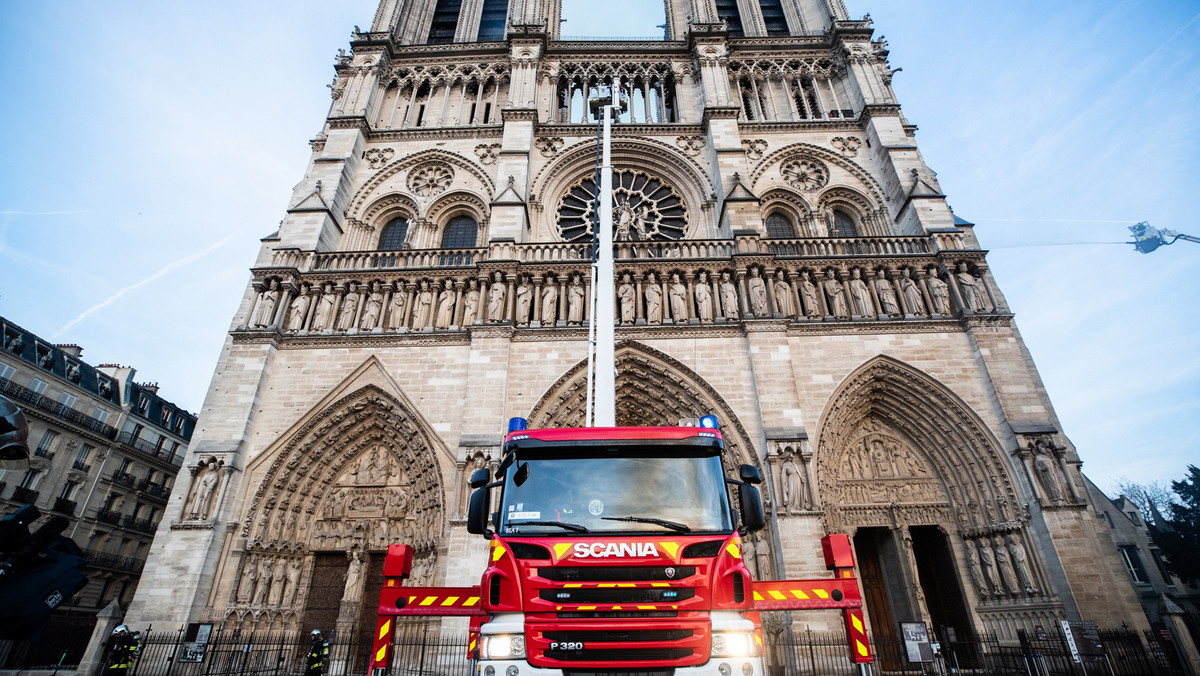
[286,285,311,331]
[187,462,219,520]
[874,270,900,316]
[387,284,409,330]
[992,536,1019,596]
[541,278,558,324]
[268,558,287,605]
[487,272,506,322]
[780,455,806,510]
[773,271,795,317]
[669,273,688,322]
[1035,451,1064,503]
[567,274,585,325]
[1007,534,1038,594]
[342,551,366,603]
[644,272,663,324]
[898,268,925,315]
[359,281,383,329]
[462,279,480,325]
[956,262,984,312]
[742,534,760,577]
[435,280,455,329]
[694,272,713,321]
[978,538,1000,596]
[252,557,273,606]
[335,286,359,330]
[847,269,873,317]
[514,276,532,325]
[66,362,81,382]
[926,269,950,315]
[966,540,989,598]
[719,272,739,319]
[236,556,257,603]
[618,274,636,324]
[632,205,650,240]
[799,272,821,318]
[823,270,849,318]
[282,559,303,607]
[747,268,768,316]
[252,279,279,328]
[614,197,634,241]
[412,281,433,329]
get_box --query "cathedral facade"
[128,0,1149,654]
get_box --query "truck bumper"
[474,658,765,675]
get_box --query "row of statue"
[965,533,1041,599]
[236,554,304,608]
[246,262,997,333]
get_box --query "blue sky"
[1,1,1197,492]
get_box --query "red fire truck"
[368,415,873,675]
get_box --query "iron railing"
[0,376,118,438]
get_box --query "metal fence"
[0,612,96,670]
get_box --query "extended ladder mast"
[586,97,619,427]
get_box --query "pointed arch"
[813,356,1021,534]
[527,341,759,470]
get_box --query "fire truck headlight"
[481,635,526,660]
[711,631,755,658]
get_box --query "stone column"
[76,599,125,676]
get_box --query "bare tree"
[1112,478,1175,525]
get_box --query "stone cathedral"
[128,0,1149,658]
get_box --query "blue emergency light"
[508,417,528,433]
[699,414,719,429]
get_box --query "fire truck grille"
[539,588,696,603]
[557,611,678,619]
[544,630,693,642]
[547,648,693,662]
[539,566,696,582]
[563,671,674,676]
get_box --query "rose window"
[781,158,829,191]
[556,169,687,243]
[408,164,454,197]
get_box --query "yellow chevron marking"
[378,620,391,639]
[659,542,680,558]
[599,583,615,588]
[612,605,622,610]
[769,590,786,600]
[753,591,765,601]
[638,605,655,610]
[441,596,459,606]
[375,646,387,663]
[791,590,809,600]
[651,582,669,587]
[755,635,763,646]
[420,596,437,606]
[856,639,869,657]
[579,605,596,610]
[554,543,572,559]
[407,596,416,604]
[492,545,505,562]
[464,597,480,606]
[852,614,863,633]
[468,638,476,650]
[725,543,742,559]
[814,589,829,599]
[564,583,582,588]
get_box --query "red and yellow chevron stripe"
[377,586,486,617]
[749,578,862,610]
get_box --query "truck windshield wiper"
[600,515,691,532]
[507,520,590,533]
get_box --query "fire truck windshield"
[498,447,734,535]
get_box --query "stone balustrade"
[243,233,1002,337]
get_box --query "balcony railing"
[52,497,77,515]
[0,377,118,439]
[72,459,92,472]
[84,548,146,574]
[111,471,135,487]
[122,515,158,534]
[115,431,181,466]
[33,446,55,460]
[136,479,172,501]
[10,486,39,504]
[96,509,123,526]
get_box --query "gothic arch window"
[440,215,478,248]
[715,0,745,37]
[378,217,409,250]
[829,209,859,237]
[765,213,795,238]
[556,169,687,243]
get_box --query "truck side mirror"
[468,468,490,489]
[738,484,765,533]
[738,464,762,484]
[467,485,492,536]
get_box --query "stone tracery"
[556,169,688,243]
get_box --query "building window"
[1118,545,1149,584]
[59,481,79,500]
[1150,549,1175,586]
[29,378,48,395]
[760,0,789,35]
[76,444,94,464]
[1126,511,1141,525]
[427,0,462,44]
[0,363,14,381]
[36,429,58,454]
[1103,511,1114,528]
[58,391,77,409]
[828,209,858,237]
[477,0,507,41]
[765,213,795,238]
[19,469,40,489]
[715,0,744,37]
[379,217,409,250]
[94,408,109,425]
[440,216,478,249]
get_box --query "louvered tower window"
[428,0,462,44]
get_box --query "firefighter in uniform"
[104,625,139,675]
[306,629,330,676]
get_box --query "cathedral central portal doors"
[854,526,972,671]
